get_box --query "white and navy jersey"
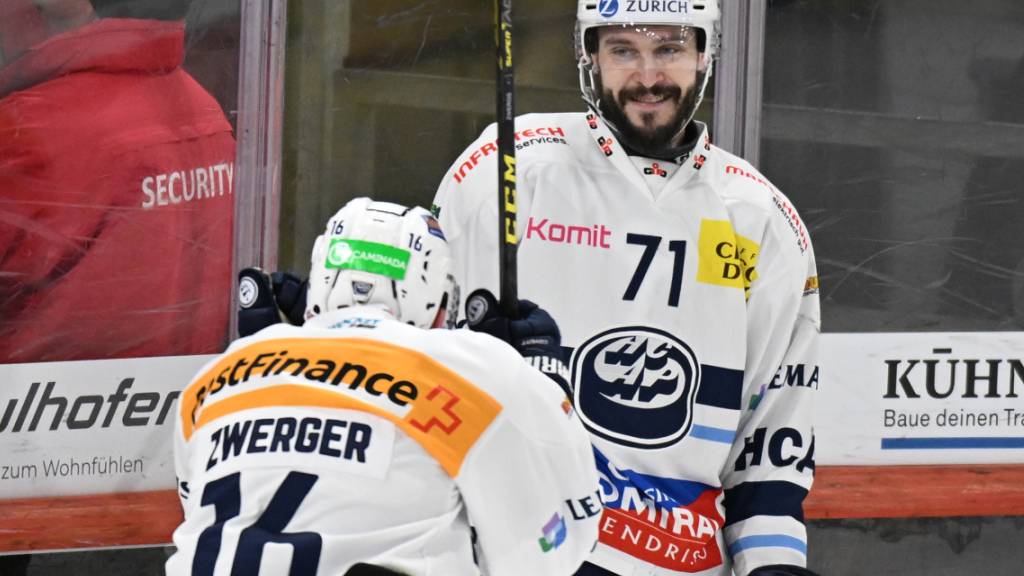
[166,307,601,576]
[433,113,820,576]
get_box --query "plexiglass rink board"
[0,0,242,364]
[277,0,715,272]
[761,0,1024,333]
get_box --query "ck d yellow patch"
[697,219,760,298]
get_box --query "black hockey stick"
[495,0,518,317]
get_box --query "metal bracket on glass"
[232,0,288,339]
[712,0,766,167]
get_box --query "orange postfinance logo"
[180,337,502,476]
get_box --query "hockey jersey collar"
[306,305,398,330]
[0,18,185,98]
[586,113,712,199]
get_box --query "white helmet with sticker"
[305,198,459,329]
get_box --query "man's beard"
[598,82,700,157]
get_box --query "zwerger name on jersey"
[202,414,393,480]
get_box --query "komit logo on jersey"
[572,327,699,448]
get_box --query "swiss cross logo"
[409,385,463,434]
[598,136,615,157]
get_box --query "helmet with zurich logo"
[305,198,459,329]
[575,0,721,137]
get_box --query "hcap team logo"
[599,0,619,17]
[572,327,699,448]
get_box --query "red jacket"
[0,18,235,363]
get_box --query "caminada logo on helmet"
[572,326,699,448]
[326,239,410,280]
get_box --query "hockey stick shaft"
[495,0,518,317]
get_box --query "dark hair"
[89,0,191,21]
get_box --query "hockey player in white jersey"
[167,198,601,576]
[432,1,821,575]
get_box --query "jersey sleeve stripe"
[723,481,808,525]
[727,534,807,556]
[695,365,743,410]
[689,424,736,444]
[557,352,743,412]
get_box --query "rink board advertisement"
[3,334,1024,499]
[0,355,213,499]
[817,332,1024,465]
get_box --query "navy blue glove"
[465,289,571,396]
[749,565,821,576]
[237,268,307,337]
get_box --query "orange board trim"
[4,464,1024,553]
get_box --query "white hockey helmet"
[575,0,721,133]
[305,198,459,329]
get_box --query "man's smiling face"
[593,25,704,151]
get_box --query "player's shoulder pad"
[709,146,812,256]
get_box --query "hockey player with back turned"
[432,1,821,575]
[168,198,601,576]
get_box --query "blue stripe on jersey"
[728,534,807,556]
[723,481,808,526]
[594,447,717,509]
[563,344,743,412]
[690,424,736,444]
[695,364,743,410]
